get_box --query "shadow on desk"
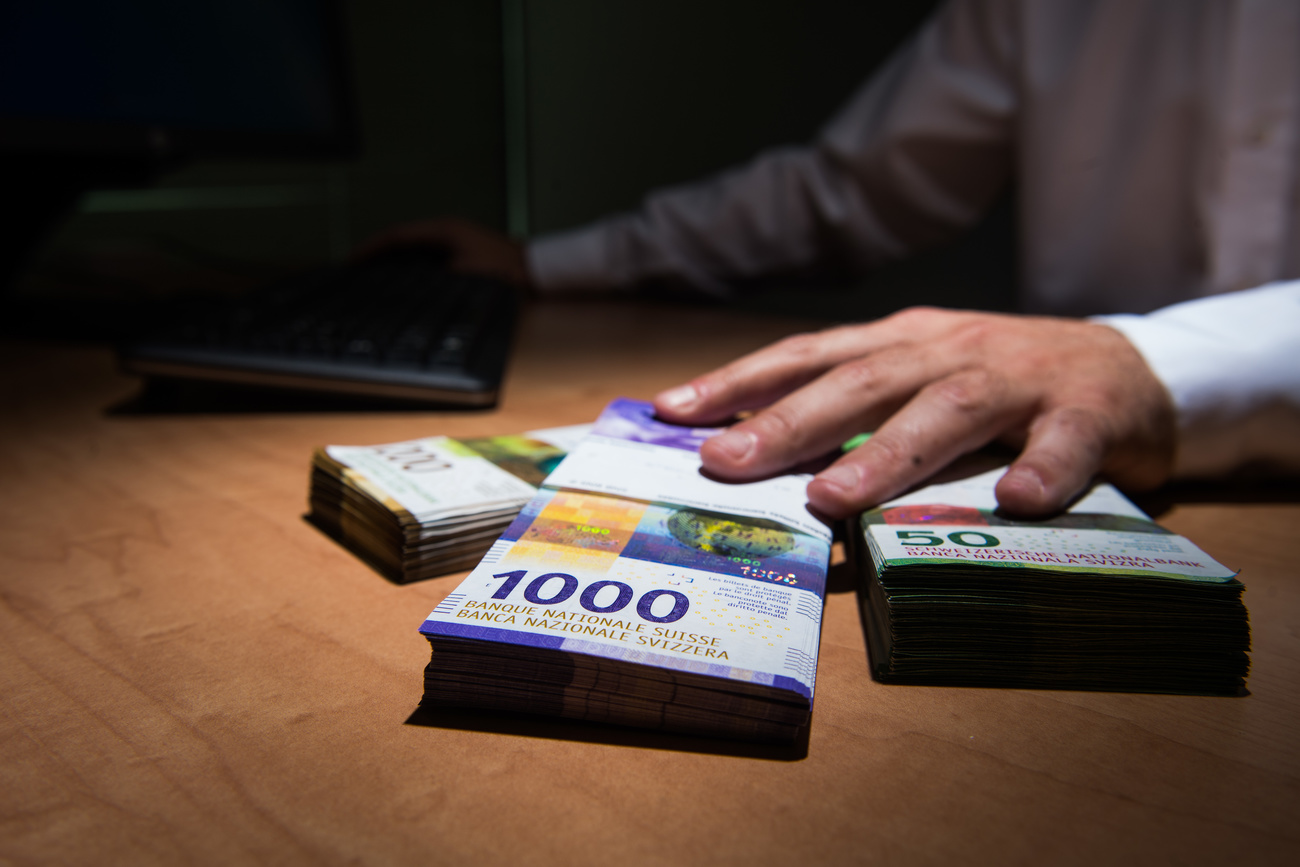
[404,705,810,761]
[107,376,493,415]
[1134,476,1300,517]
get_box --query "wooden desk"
[1,300,1297,865]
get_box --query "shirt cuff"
[527,224,630,295]
[1095,281,1300,478]
[527,213,734,298]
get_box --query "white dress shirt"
[528,0,1300,479]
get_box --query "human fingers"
[805,367,1033,518]
[993,331,1175,515]
[353,219,531,288]
[352,219,458,260]
[654,309,951,425]
[993,407,1109,517]
[696,340,951,480]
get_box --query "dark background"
[11,0,1015,324]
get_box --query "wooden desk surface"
[1,299,1297,866]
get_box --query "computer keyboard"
[119,248,518,407]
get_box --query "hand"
[652,307,1176,519]
[353,218,532,289]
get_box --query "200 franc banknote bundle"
[417,398,832,742]
[309,425,591,582]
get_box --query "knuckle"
[888,306,940,332]
[689,373,740,413]
[928,368,1002,415]
[950,319,1000,354]
[701,368,737,398]
[859,431,912,471]
[751,403,805,449]
[1043,405,1111,446]
[770,332,825,366]
[826,356,883,395]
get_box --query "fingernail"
[709,429,757,462]
[656,384,699,412]
[1001,466,1045,500]
[816,464,862,494]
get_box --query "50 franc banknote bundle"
[849,455,1250,695]
[417,398,833,742]
[309,425,591,582]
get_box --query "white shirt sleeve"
[1096,282,1300,477]
[527,0,1017,296]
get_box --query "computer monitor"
[0,0,356,293]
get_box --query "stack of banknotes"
[850,456,1250,695]
[417,398,832,742]
[308,425,591,582]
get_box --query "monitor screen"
[0,0,355,159]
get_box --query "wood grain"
[1,299,1296,866]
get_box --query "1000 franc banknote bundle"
[417,398,833,742]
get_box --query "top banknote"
[419,398,833,716]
